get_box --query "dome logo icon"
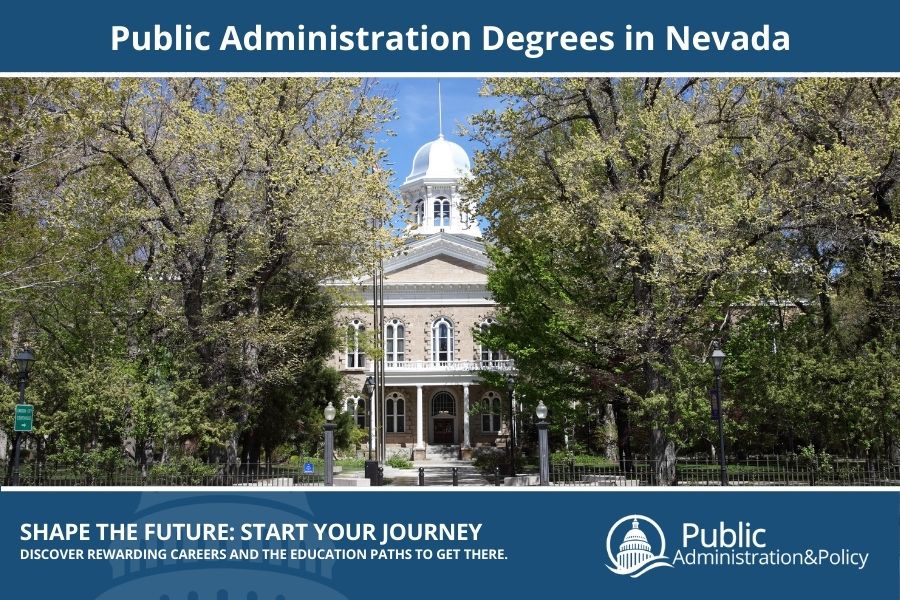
[606,515,674,578]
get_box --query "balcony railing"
[380,359,515,372]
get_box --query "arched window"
[479,318,505,367]
[481,391,502,432]
[346,319,365,368]
[431,317,454,363]
[385,392,405,433]
[385,319,405,364]
[431,391,456,415]
[415,199,424,225]
[354,397,367,429]
[433,198,450,227]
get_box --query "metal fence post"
[418,467,425,486]
[378,466,384,486]
[452,467,458,486]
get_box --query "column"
[416,385,424,449]
[369,390,376,452]
[462,384,471,448]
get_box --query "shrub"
[148,457,220,485]
[472,447,507,473]
[386,453,413,469]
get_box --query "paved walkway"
[383,459,492,487]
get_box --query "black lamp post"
[361,376,374,459]
[536,401,549,486]
[505,373,517,477]
[323,402,336,486]
[710,341,727,486]
[11,348,35,486]
[361,376,379,485]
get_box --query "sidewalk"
[382,459,491,487]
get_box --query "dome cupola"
[405,134,471,185]
[398,83,480,237]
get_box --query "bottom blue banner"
[1,489,897,599]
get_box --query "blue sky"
[373,77,502,189]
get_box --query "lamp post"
[361,376,374,459]
[536,401,549,486]
[361,376,379,485]
[710,341,727,486]
[323,402,336,486]
[11,348,35,486]
[505,373,517,477]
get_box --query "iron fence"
[6,455,898,487]
[4,461,324,487]
[549,456,900,486]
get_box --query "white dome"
[405,134,471,184]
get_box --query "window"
[431,391,456,415]
[479,318,505,366]
[431,317,454,363]
[433,198,450,227]
[346,319,365,368]
[385,392,405,433]
[481,391,502,433]
[385,319,405,363]
[415,199,424,225]
[354,397,367,429]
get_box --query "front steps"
[428,444,462,460]
[387,444,470,461]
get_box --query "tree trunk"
[643,341,678,485]
[601,401,619,462]
[613,397,633,471]
[651,428,676,485]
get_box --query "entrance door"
[433,419,454,444]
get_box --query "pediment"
[385,254,487,284]
[382,233,491,281]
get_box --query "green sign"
[14,404,33,432]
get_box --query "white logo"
[606,515,674,578]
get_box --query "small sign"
[709,389,720,420]
[14,404,33,432]
[303,462,314,474]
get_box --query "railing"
[4,461,324,487]
[549,456,900,487]
[382,359,515,372]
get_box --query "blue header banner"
[1,489,898,599]
[0,0,898,72]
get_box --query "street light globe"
[324,402,336,422]
[506,373,516,391]
[535,401,548,420]
[362,375,375,397]
[14,348,35,375]
[710,342,726,375]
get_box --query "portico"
[359,361,513,459]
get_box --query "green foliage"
[385,452,413,469]
[549,451,617,467]
[0,78,395,467]
[467,77,900,466]
[472,447,507,473]
[148,457,221,485]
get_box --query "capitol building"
[328,126,515,460]
[616,519,655,570]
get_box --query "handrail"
[382,359,515,371]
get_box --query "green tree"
[2,78,396,471]
[469,77,900,480]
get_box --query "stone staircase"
[427,444,462,460]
